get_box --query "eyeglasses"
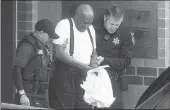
[83,20,93,25]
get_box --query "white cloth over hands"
[80,65,116,108]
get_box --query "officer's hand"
[97,56,104,65]
[20,95,30,106]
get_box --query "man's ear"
[39,31,44,34]
[121,16,124,24]
[104,14,106,21]
[39,31,46,35]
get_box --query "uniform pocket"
[35,68,48,81]
[22,72,35,81]
[120,76,128,91]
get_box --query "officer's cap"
[35,19,59,39]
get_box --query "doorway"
[1,1,16,103]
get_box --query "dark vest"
[17,33,53,82]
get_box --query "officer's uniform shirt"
[14,34,51,90]
[14,38,34,90]
[53,18,96,65]
[15,43,33,68]
[96,23,134,72]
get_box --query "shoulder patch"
[131,32,135,45]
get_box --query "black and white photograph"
[1,0,170,109]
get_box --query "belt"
[106,68,123,81]
[110,72,121,81]
[23,81,49,94]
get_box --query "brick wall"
[37,1,62,25]
[124,1,170,87]
[16,1,62,45]
[123,1,170,108]
[16,1,37,45]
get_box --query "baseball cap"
[35,19,59,39]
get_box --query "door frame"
[1,0,17,103]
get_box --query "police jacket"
[96,21,134,73]
[13,33,54,91]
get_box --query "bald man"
[49,4,100,109]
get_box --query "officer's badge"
[104,35,110,40]
[113,37,120,45]
[38,50,43,55]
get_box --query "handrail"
[1,103,55,109]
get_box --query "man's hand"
[89,63,98,68]
[97,56,104,65]
[20,95,30,106]
[82,65,93,74]
[89,51,99,68]
[80,65,93,81]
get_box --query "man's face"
[78,14,94,32]
[38,31,51,44]
[104,15,123,34]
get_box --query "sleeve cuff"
[14,57,27,67]
[101,57,109,65]
[18,89,25,94]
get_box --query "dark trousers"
[109,77,123,109]
[49,62,90,109]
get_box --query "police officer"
[95,6,134,109]
[13,19,58,108]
